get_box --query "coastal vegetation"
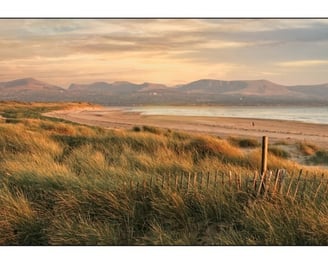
[0,101,327,245]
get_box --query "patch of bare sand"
[45,106,328,149]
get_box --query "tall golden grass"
[0,101,327,245]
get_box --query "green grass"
[308,150,328,165]
[0,101,327,245]
[228,136,260,148]
[269,146,291,159]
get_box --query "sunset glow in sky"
[1,19,328,87]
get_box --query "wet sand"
[44,106,328,149]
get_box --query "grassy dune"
[0,102,327,245]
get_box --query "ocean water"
[125,106,328,125]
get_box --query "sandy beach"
[44,106,328,149]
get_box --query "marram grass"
[0,102,327,245]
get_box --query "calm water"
[125,106,328,125]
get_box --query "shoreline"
[44,106,328,149]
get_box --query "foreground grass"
[0,101,327,245]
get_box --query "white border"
[0,246,325,264]
[0,0,327,17]
[0,1,326,263]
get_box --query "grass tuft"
[228,137,260,148]
[298,141,319,156]
[269,146,291,159]
[308,150,328,165]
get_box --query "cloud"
[200,19,324,32]
[196,19,328,45]
[0,19,328,86]
[2,19,327,60]
[277,60,328,67]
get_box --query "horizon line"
[2,76,328,89]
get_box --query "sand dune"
[45,106,328,149]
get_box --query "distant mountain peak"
[0,77,64,91]
[1,77,328,105]
[139,82,169,91]
[68,83,79,89]
[17,77,38,82]
[2,77,40,87]
[112,81,135,86]
[68,82,111,90]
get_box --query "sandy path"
[44,106,328,149]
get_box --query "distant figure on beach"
[252,121,255,127]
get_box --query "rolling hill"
[1,77,328,105]
[0,78,65,101]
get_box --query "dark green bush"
[228,137,260,148]
[142,125,161,135]
[132,126,141,132]
[308,150,328,165]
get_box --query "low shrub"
[228,137,260,148]
[308,150,328,165]
[132,126,141,132]
[142,125,161,135]
[268,146,290,159]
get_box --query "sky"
[0,19,328,87]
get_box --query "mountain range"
[1,77,328,106]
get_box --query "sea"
[124,106,328,125]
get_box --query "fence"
[124,136,327,203]
[124,169,328,203]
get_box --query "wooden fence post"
[323,180,328,199]
[154,175,158,186]
[264,170,273,197]
[286,175,294,197]
[272,169,281,196]
[293,169,303,200]
[310,174,317,192]
[278,171,286,194]
[245,175,249,190]
[193,172,197,188]
[261,136,268,176]
[199,171,203,189]
[228,171,232,186]
[180,173,184,189]
[214,171,218,187]
[301,179,307,200]
[130,180,133,190]
[313,174,324,200]
[187,172,191,192]
[234,173,238,189]
[143,179,146,191]
[258,136,268,196]
[162,174,165,188]
[253,171,258,191]
[175,173,178,190]
[149,176,153,188]
[257,170,267,197]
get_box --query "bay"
[125,106,328,125]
